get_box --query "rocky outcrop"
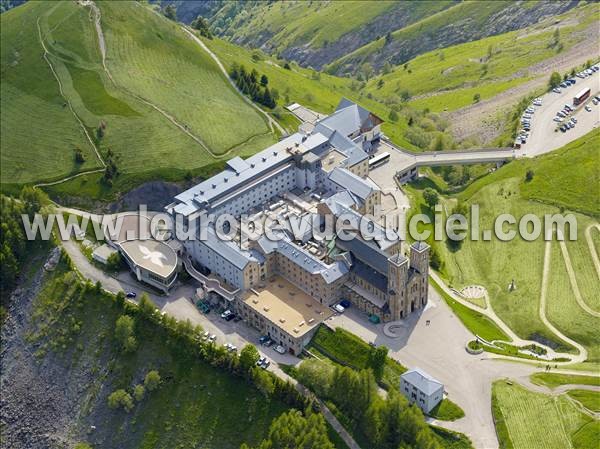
[332,1,581,75]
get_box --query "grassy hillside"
[492,381,595,449]
[1,0,275,194]
[210,0,454,68]
[327,1,586,75]
[407,130,600,360]
[23,260,289,448]
[0,2,101,184]
[203,37,442,152]
[360,3,600,113]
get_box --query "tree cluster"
[229,63,276,108]
[102,148,119,185]
[74,148,85,164]
[191,15,212,39]
[118,293,307,410]
[163,4,177,21]
[241,409,334,449]
[107,369,160,412]
[296,360,441,449]
[1,188,47,294]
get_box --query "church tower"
[409,241,430,309]
[387,253,408,320]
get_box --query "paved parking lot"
[328,286,538,449]
[521,70,600,156]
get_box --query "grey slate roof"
[352,258,388,292]
[328,167,379,200]
[323,195,400,251]
[313,124,369,168]
[411,241,430,252]
[401,368,444,395]
[203,226,264,270]
[276,238,348,284]
[174,133,306,212]
[336,234,389,274]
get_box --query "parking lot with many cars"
[520,64,600,156]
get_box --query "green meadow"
[1,0,275,193]
[408,130,600,359]
[492,381,597,449]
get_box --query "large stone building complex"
[166,99,430,354]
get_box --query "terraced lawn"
[492,381,594,449]
[1,0,276,193]
[98,1,272,156]
[0,3,100,184]
[422,132,600,357]
[530,373,600,389]
[567,390,600,413]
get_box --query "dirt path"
[448,23,600,142]
[35,14,105,175]
[557,230,600,317]
[181,26,286,136]
[429,265,587,364]
[538,237,588,360]
[585,223,600,280]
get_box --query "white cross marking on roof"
[139,245,167,267]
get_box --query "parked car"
[202,331,209,341]
[340,299,351,308]
[585,105,593,112]
[221,309,235,321]
[571,117,577,124]
[208,334,217,342]
[568,78,576,84]
[553,87,561,93]
[274,345,286,354]
[125,291,137,298]
[560,125,567,132]
[334,304,345,313]
[261,359,271,369]
[553,116,562,122]
[559,82,567,88]
[257,356,267,366]
[593,98,599,105]
[259,335,271,345]
[263,339,274,348]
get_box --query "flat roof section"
[105,213,154,244]
[321,149,347,173]
[119,239,178,279]
[242,276,333,338]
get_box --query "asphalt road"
[521,70,600,156]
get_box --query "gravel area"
[448,23,600,143]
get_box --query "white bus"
[369,152,390,168]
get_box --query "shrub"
[144,370,161,391]
[108,389,134,412]
[133,384,145,402]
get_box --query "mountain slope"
[171,0,581,74]
[327,0,582,75]
[1,0,275,190]
[209,0,455,70]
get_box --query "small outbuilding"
[400,368,444,414]
[92,244,118,265]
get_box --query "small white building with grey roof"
[400,368,444,413]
